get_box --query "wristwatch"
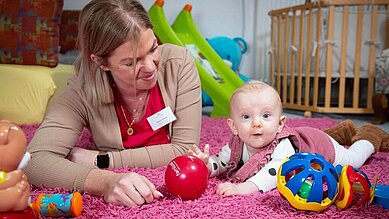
[96,151,109,169]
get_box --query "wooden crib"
[268,0,389,114]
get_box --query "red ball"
[165,155,209,200]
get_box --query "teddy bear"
[324,119,389,152]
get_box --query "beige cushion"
[0,64,74,124]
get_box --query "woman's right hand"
[188,144,210,164]
[85,169,163,207]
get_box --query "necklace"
[120,91,149,136]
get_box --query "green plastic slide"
[149,0,243,117]
[171,4,244,92]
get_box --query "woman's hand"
[85,169,163,207]
[187,144,210,164]
[104,172,163,206]
[67,147,99,166]
[216,181,259,196]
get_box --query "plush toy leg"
[351,124,389,152]
[324,119,357,146]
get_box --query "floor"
[202,106,389,132]
[283,109,389,132]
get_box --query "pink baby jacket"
[226,125,335,182]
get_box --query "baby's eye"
[262,113,271,119]
[242,114,250,119]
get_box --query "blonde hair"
[230,80,283,112]
[74,0,153,106]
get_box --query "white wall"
[63,0,304,81]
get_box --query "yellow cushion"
[0,64,74,124]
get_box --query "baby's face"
[229,89,284,153]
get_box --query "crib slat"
[338,6,349,109]
[268,0,386,115]
[270,15,275,87]
[304,6,314,107]
[321,0,389,6]
[282,14,289,104]
[312,7,322,108]
[324,5,335,110]
[276,14,282,95]
[353,6,363,109]
[268,1,389,18]
[297,9,305,106]
[290,11,297,105]
[367,5,379,109]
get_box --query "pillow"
[59,10,80,53]
[0,0,64,67]
[0,63,74,125]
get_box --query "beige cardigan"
[24,44,202,192]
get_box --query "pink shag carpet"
[21,116,389,219]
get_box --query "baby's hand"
[216,181,259,197]
[188,144,210,164]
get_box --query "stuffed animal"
[206,36,248,73]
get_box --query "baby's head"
[229,81,283,116]
[228,81,285,150]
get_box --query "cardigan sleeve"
[24,76,95,192]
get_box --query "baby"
[189,80,388,196]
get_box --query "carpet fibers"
[22,116,389,218]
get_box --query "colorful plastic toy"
[0,120,35,219]
[371,184,389,209]
[165,155,209,200]
[277,152,339,212]
[335,164,371,209]
[30,192,83,218]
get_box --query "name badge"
[147,106,177,131]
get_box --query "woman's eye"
[149,45,158,54]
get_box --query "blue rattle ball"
[277,152,339,212]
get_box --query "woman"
[24,0,202,207]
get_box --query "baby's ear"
[227,118,238,135]
[277,115,286,133]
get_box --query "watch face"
[97,154,109,168]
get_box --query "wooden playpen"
[268,0,389,114]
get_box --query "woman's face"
[104,28,160,92]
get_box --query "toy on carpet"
[277,152,339,212]
[335,164,371,209]
[165,154,209,200]
[0,120,36,219]
[277,152,389,212]
[30,192,83,218]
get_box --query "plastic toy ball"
[165,155,209,200]
[335,165,371,209]
[277,152,339,212]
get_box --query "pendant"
[127,127,134,135]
